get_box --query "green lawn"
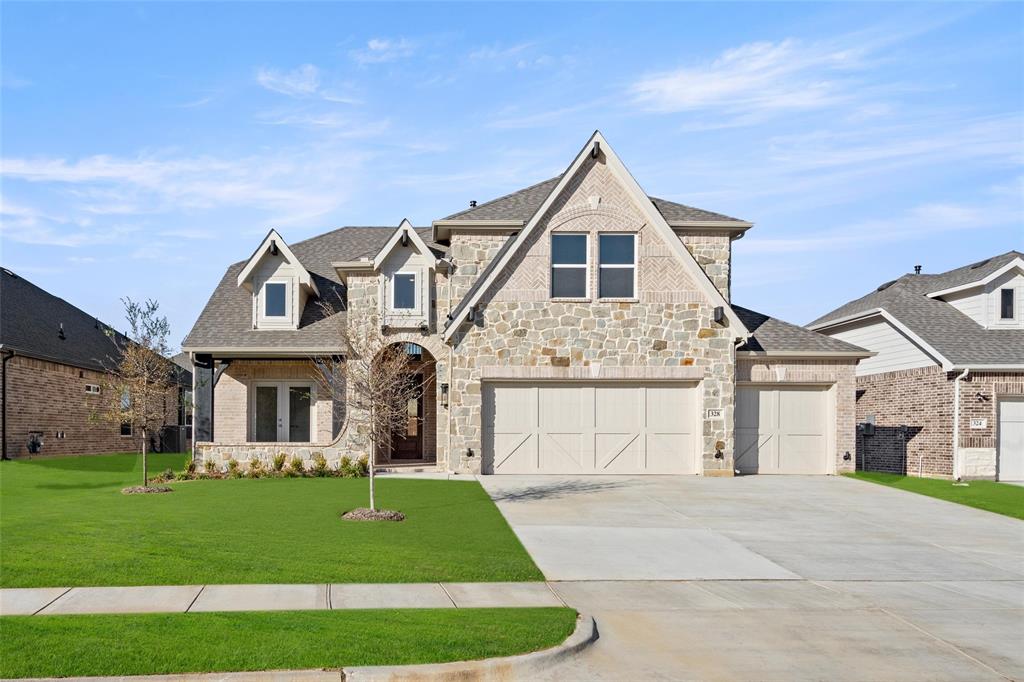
[0,453,543,587]
[846,472,1024,520]
[0,608,577,678]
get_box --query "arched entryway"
[381,342,437,464]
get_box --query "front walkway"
[0,582,564,616]
[479,474,1024,681]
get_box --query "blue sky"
[2,2,1021,346]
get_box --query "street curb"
[343,612,597,681]
[3,614,597,682]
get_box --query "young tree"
[100,298,176,488]
[311,302,433,513]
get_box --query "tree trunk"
[141,427,148,487]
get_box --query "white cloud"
[630,39,860,115]
[256,64,321,97]
[350,38,415,65]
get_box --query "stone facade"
[851,366,1024,479]
[1,355,183,458]
[737,357,858,473]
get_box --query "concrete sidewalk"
[0,582,565,616]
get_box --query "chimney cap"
[914,265,922,275]
[469,200,477,208]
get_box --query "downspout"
[952,368,970,480]
[1,349,14,460]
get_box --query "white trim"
[926,257,1024,298]
[736,350,876,359]
[390,271,419,312]
[668,220,753,229]
[550,233,589,299]
[257,278,292,328]
[181,346,343,356]
[597,232,637,300]
[811,308,953,371]
[251,381,317,444]
[236,229,318,296]
[442,131,749,341]
[372,219,438,270]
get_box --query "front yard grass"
[0,453,543,587]
[846,472,1024,520]
[0,608,577,679]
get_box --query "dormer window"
[1001,288,1015,319]
[392,273,417,310]
[265,282,288,317]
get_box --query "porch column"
[194,353,214,442]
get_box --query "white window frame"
[550,233,589,299]
[390,271,419,312]
[85,384,101,395]
[257,277,292,328]
[999,287,1016,320]
[251,381,317,443]
[598,233,638,300]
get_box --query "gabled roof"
[442,131,749,342]
[182,226,443,351]
[0,268,191,384]
[236,229,318,296]
[734,305,871,357]
[437,174,750,227]
[809,251,1024,368]
[371,219,439,270]
[926,253,1024,298]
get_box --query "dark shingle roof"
[810,251,1024,366]
[0,269,190,385]
[441,175,748,224]
[181,226,442,350]
[734,305,869,355]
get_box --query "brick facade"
[1,355,183,458]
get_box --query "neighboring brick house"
[0,268,191,459]
[810,252,1024,480]
[183,132,869,476]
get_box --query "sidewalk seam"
[33,587,72,615]
[437,582,458,608]
[185,585,205,613]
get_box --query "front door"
[390,374,423,459]
[254,383,313,442]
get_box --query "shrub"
[311,452,329,477]
[226,458,244,478]
[158,468,175,482]
[272,453,287,472]
[204,459,216,474]
[175,470,191,481]
[248,456,264,479]
[289,455,305,475]
[185,459,197,475]
[339,455,369,478]
[283,466,300,478]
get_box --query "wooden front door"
[390,373,423,459]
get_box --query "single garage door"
[998,399,1024,481]
[482,382,698,474]
[736,386,830,474]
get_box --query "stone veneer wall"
[679,232,731,300]
[737,357,858,473]
[445,154,736,474]
[1,355,181,458]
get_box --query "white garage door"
[736,386,830,475]
[482,382,698,474]
[998,399,1024,481]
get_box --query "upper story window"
[392,273,417,310]
[264,282,287,317]
[599,234,636,299]
[1001,288,1015,319]
[551,234,588,298]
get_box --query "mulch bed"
[121,485,174,495]
[341,508,405,522]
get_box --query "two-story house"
[810,252,1024,481]
[183,132,870,476]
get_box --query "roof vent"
[969,258,991,269]
[469,200,477,208]
[914,265,922,275]
[876,279,897,292]
[58,323,66,340]
[0,268,15,278]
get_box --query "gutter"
[952,368,970,480]
[1,348,13,460]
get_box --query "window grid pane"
[552,268,587,298]
[264,283,287,317]
[599,234,635,265]
[1001,289,1015,319]
[552,234,587,265]
[600,267,635,298]
[393,274,416,310]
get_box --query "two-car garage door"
[735,386,831,475]
[482,382,698,474]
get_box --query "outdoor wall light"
[441,383,449,408]
[976,392,990,402]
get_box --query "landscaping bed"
[846,472,1024,520]
[0,453,543,587]
[0,608,577,678]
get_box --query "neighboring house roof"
[182,226,442,351]
[0,268,191,384]
[442,131,750,341]
[734,306,871,356]
[440,175,750,225]
[809,251,1024,368]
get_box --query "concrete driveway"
[479,475,1024,681]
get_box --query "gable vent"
[876,279,897,292]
